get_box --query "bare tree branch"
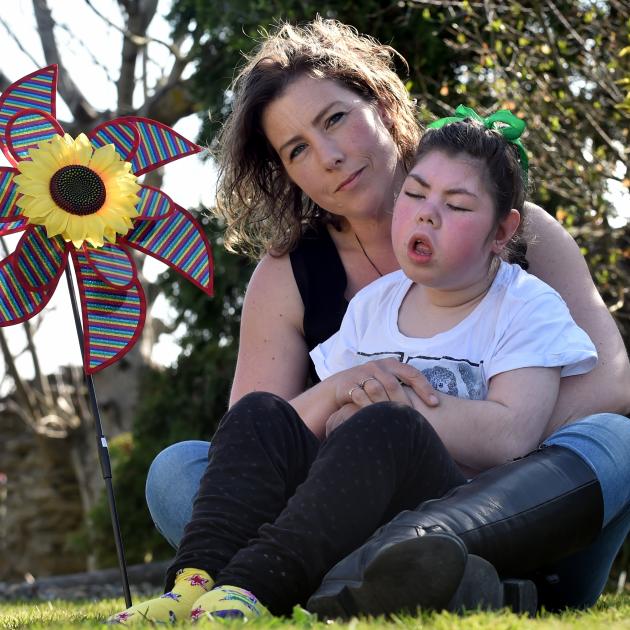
[54,21,117,84]
[115,0,159,114]
[84,0,187,60]
[31,0,99,126]
[0,15,42,67]
[0,328,38,422]
[139,76,198,127]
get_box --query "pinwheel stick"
[64,267,132,607]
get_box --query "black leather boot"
[307,445,603,619]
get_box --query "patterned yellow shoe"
[190,586,269,623]
[107,568,213,625]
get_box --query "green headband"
[428,104,529,179]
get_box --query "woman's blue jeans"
[145,413,630,609]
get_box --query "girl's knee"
[219,391,301,433]
[332,402,436,446]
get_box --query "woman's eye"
[447,204,471,212]
[289,144,306,160]
[404,191,425,199]
[326,112,345,128]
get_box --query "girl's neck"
[399,261,500,339]
[418,258,500,310]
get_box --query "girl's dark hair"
[212,17,420,259]
[415,120,530,269]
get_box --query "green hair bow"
[428,104,529,178]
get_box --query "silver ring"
[359,377,378,388]
[348,385,362,400]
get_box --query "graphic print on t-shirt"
[357,351,485,400]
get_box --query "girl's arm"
[407,366,561,474]
[525,203,630,432]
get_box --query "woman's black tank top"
[289,225,348,383]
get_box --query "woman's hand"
[334,358,438,410]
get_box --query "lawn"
[1,594,630,629]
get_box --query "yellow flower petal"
[13,132,139,248]
[44,209,70,237]
[73,134,93,166]
[65,215,87,243]
[20,196,56,218]
[90,144,117,173]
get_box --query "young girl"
[108,111,597,624]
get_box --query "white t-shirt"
[311,261,597,400]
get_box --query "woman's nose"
[317,138,344,170]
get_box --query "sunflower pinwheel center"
[49,165,106,216]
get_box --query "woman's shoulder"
[247,253,303,312]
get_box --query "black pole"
[64,267,132,607]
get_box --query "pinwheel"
[0,65,214,604]
[0,65,213,372]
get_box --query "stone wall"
[0,410,88,580]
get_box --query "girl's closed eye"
[403,188,425,199]
[446,203,471,212]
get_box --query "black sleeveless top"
[289,225,349,383]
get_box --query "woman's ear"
[376,102,394,130]
[491,209,521,254]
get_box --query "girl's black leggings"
[166,392,466,615]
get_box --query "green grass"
[2,594,630,629]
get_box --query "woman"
[146,18,630,614]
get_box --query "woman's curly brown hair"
[212,17,420,260]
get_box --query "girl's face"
[261,75,405,222]
[391,150,519,291]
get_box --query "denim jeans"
[146,412,630,609]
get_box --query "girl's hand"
[325,403,360,437]
[333,358,438,410]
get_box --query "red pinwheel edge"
[71,248,147,374]
[82,242,139,291]
[116,116,204,176]
[122,204,214,297]
[6,109,65,164]
[12,226,69,294]
[0,65,58,167]
[0,253,60,327]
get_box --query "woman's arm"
[525,203,630,432]
[229,254,310,405]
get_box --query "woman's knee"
[544,413,630,526]
[144,440,210,548]
[145,440,209,525]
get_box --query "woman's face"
[261,75,404,222]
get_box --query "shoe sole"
[308,533,468,619]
